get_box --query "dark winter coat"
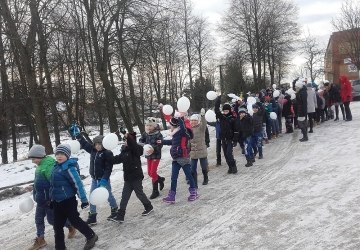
[113,135,144,182]
[77,135,114,180]
[139,130,163,159]
[328,84,342,103]
[50,158,87,203]
[282,95,293,117]
[214,96,238,142]
[296,86,308,117]
[252,108,264,133]
[162,118,193,159]
[236,114,254,139]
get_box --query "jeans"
[271,118,280,135]
[216,138,222,164]
[89,178,118,214]
[190,158,208,174]
[251,132,263,157]
[53,196,94,250]
[119,180,151,210]
[170,161,195,192]
[221,140,236,168]
[244,136,254,159]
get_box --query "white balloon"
[247,104,254,116]
[205,110,216,122]
[162,105,173,115]
[272,84,277,89]
[273,90,280,98]
[67,140,81,154]
[247,96,256,105]
[270,112,277,120]
[102,133,118,150]
[290,93,296,100]
[177,96,190,112]
[206,91,218,101]
[19,196,34,213]
[89,187,109,206]
[143,144,154,156]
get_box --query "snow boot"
[232,165,238,174]
[150,181,160,199]
[67,225,77,239]
[110,209,125,223]
[299,137,308,142]
[28,236,47,250]
[107,207,118,220]
[158,175,165,191]
[188,188,199,201]
[83,233,98,250]
[86,212,97,226]
[142,203,154,216]
[202,170,208,185]
[162,190,176,204]
[258,154,263,159]
[245,159,253,167]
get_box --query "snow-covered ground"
[0,102,360,250]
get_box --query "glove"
[98,178,108,187]
[119,126,127,135]
[69,123,81,137]
[81,202,89,209]
[200,108,205,116]
[232,141,237,147]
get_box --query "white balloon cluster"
[102,133,118,150]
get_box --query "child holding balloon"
[27,145,76,250]
[111,132,153,223]
[50,144,98,250]
[139,117,165,199]
[69,124,118,225]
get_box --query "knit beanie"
[222,103,232,112]
[55,144,71,159]
[28,144,46,158]
[93,135,104,145]
[190,114,200,121]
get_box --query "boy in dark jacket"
[282,94,294,133]
[70,126,118,224]
[50,144,98,250]
[28,145,76,250]
[139,117,165,199]
[214,95,239,174]
[295,82,308,141]
[110,132,153,223]
[236,108,254,167]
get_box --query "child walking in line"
[70,124,118,224]
[236,108,254,167]
[110,132,153,223]
[162,117,199,203]
[139,117,165,199]
[28,144,76,250]
[189,109,209,187]
[50,144,98,250]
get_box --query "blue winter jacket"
[77,135,114,180]
[33,156,55,206]
[50,158,88,203]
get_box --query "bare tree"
[332,0,360,70]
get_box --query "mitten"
[81,202,89,209]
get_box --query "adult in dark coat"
[326,81,345,121]
[295,82,308,142]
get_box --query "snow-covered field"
[0,102,359,250]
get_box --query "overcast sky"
[192,0,344,71]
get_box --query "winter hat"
[170,117,179,127]
[93,135,104,144]
[145,117,157,127]
[222,103,232,112]
[238,108,247,114]
[190,114,200,121]
[264,96,271,102]
[252,104,259,109]
[28,144,46,158]
[55,144,71,159]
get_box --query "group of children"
[26,76,353,250]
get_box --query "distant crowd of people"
[26,75,353,250]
